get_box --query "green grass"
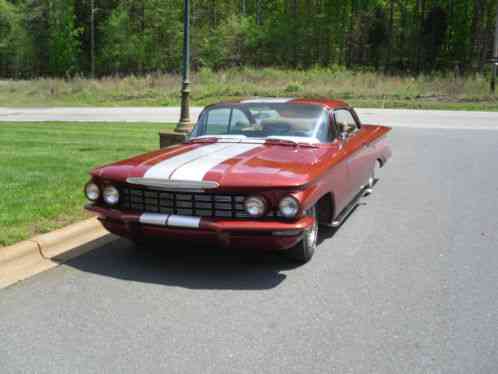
[1,67,497,111]
[0,122,173,247]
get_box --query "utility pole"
[491,4,498,94]
[176,0,193,133]
[90,0,95,79]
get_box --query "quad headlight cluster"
[86,181,299,218]
[278,196,300,218]
[85,183,100,201]
[85,182,120,206]
[244,196,267,218]
[102,185,120,206]
[244,195,300,219]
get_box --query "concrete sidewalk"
[1,107,498,130]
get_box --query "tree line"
[0,0,497,78]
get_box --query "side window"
[205,108,231,134]
[230,109,250,133]
[315,110,332,142]
[334,110,358,135]
[197,108,251,136]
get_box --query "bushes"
[2,68,496,110]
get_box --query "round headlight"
[244,196,267,218]
[85,183,100,201]
[279,196,300,218]
[103,185,120,206]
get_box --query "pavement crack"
[29,240,48,260]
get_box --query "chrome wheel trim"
[368,168,376,188]
[304,208,318,248]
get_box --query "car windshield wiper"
[188,136,218,143]
[265,137,320,148]
[189,135,249,144]
[265,138,298,146]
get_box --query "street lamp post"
[176,0,193,133]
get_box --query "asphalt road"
[1,107,498,130]
[1,127,498,373]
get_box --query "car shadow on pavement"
[317,203,362,245]
[60,237,301,290]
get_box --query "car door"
[333,109,372,198]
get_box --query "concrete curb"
[0,218,116,289]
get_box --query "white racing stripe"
[144,142,260,182]
[170,143,260,181]
[144,143,232,180]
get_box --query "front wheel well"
[316,193,334,226]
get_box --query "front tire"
[365,163,378,196]
[287,206,318,263]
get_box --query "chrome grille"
[119,187,252,218]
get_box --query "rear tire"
[287,206,318,263]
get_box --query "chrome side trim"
[126,178,219,190]
[240,98,295,103]
[272,230,303,236]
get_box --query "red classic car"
[85,98,391,262]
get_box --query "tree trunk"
[471,0,485,72]
[292,0,298,67]
[90,0,95,78]
[385,0,394,73]
[256,0,262,25]
[211,0,216,28]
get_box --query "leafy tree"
[47,0,81,76]
[0,0,34,77]
[0,0,497,77]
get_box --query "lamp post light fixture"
[176,0,193,133]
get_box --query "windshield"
[191,103,330,143]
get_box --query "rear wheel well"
[317,193,334,225]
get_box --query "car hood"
[91,141,336,189]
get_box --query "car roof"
[208,97,351,110]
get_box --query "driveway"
[1,127,497,373]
